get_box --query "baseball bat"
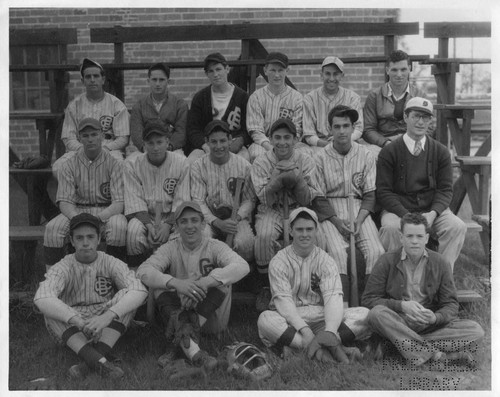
[348,193,359,307]
[226,178,245,247]
[147,200,163,324]
[283,190,290,246]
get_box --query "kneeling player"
[257,208,371,363]
[34,213,148,379]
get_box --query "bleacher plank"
[10,226,45,241]
[465,221,482,233]
[456,289,482,303]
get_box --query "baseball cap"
[80,58,104,77]
[143,120,169,141]
[265,52,289,68]
[148,62,170,78]
[328,105,359,126]
[174,201,204,222]
[204,120,231,137]
[289,207,319,226]
[204,52,227,70]
[405,97,434,115]
[70,213,101,232]
[78,118,102,133]
[321,56,345,73]
[269,118,297,137]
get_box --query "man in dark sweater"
[186,53,251,163]
[362,213,483,368]
[376,97,466,271]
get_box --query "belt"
[76,203,110,207]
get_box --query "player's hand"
[229,136,244,154]
[419,308,437,325]
[68,315,87,331]
[169,278,207,302]
[300,326,315,349]
[307,330,349,364]
[353,217,364,236]
[262,142,273,151]
[180,295,198,310]
[422,211,437,228]
[401,301,429,323]
[194,276,219,294]
[84,311,116,341]
[330,216,351,237]
[156,223,172,244]
[146,224,158,246]
[213,218,238,235]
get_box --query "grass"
[8,177,491,391]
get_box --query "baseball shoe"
[158,349,177,369]
[191,350,218,371]
[255,287,272,313]
[68,362,90,380]
[95,360,124,379]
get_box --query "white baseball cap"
[404,97,434,115]
[289,207,319,226]
[321,56,345,73]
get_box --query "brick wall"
[10,7,401,158]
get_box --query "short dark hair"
[290,212,317,229]
[386,50,410,66]
[148,63,170,79]
[400,212,429,233]
[327,105,359,126]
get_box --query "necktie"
[413,140,423,156]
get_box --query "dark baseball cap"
[265,52,289,68]
[269,118,297,137]
[328,105,359,126]
[143,120,169,141]
[204,52,227,70]
[80,58,104,77]
[148,62,170,78]
[174,201,204,222]
[204,120,231,137]
[78,118,102,133]
[70,213,100,232]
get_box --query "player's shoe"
[96,360,125,379]
[68,362,90,380]
[191,350,218,371]
[255,287,272,313]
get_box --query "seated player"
[43,118,128,269]
[129,62,188,158]
[362,213,484,368]
[34,213,148,379]
[303,56,364,153]
[124,121,190,268]
[257,208,371,363]
[186,52,251,163]
[190,120,255,262]
[136,201,250,370]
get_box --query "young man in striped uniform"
[53,58,130,176]
[124,120,190,268]
[315,105,384,300]
[43,118,128,269]
[257,208,371,362]
[190,120,255,262]
[35,213,148,379]
[303,56,364,153]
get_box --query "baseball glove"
[213,204,233,220]
[12,155,50,169]
[165,309,201,349]
[307,330,349,364]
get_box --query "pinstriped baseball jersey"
[303,86,364,144]
[123,152,189,218]
[268,245,343,310]
[136,236,250,299]
[34,251,147,322]
[190,153,255,225]
[247,85,303,145]
[62,92,130,150]
[56,148,124,206]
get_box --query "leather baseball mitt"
[165,309,201,349]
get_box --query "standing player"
[124,121,190,268]
[257,208,371,362]
[315,105,384,299]
[43,118,128,269]
[250,118,323,311]
[190,120,255,262]
[136,201,249,369]
[247,52,307,162]
[303,56,363,153]
[34,213,148,379]
[129,62,188,158]
[53,58,130,175]
[186,53,251,162]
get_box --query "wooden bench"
[456,289,483,304]
[10,225,45,241]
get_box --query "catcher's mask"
[225,342,273,381]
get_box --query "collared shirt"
[401,248,429,304]
[387,82,411,101]
[403,133,427,154]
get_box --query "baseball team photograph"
[7,5,492,393]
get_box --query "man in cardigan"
[362,213,483,368]
[376,97,466,271]
[186,52,251,162]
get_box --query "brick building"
[9,7,405,158]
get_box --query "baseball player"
[190,120,255,262]
[124,120,190,268]
[43,118,128,270]
[246,52,309,162]
[53,58,130,176]
[257,208,371,362]
[34,213,148,379]
[303,56,364,153]
[315,105,384,299]
[129,62,188,158]
[136,201,249,370]
[250,118,323,311]
[186,52,251,163]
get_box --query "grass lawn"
[8,177,491,391]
